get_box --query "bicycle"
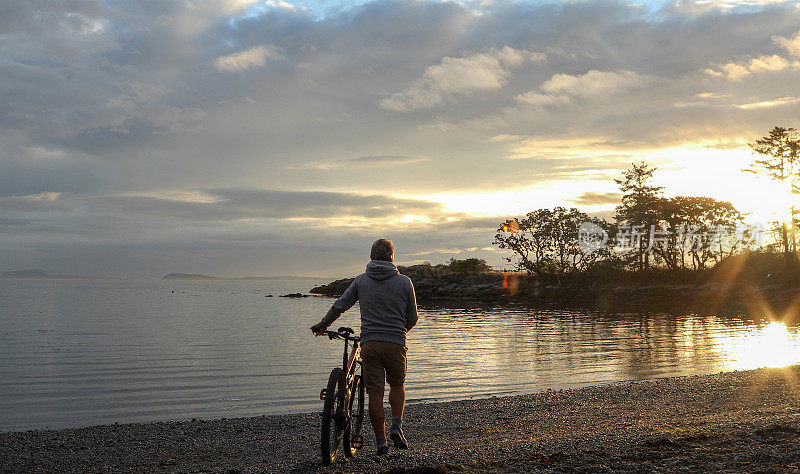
[318,326,366,464]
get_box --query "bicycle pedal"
[351,434,364,449]
[319,389,327,400]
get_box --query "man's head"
[370,238,395,262]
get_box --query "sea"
[1,277,799,432]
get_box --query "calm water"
[1,278,800,432]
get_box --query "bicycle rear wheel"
[321,367,344,464]
[343,374,365,457]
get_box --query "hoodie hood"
[365,260,399,281]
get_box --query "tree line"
[494,126,800,276]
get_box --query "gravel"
[3,366,800,472]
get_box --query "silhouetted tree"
[652,196,744,270]
[494,207,612,276]
[745,126,800,255]
[615,162,664,270]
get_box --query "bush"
[397,258,495,279]
[446,258,492,273]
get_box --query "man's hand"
[310,322,327,336]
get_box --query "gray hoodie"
[319,260,418,346]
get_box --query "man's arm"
[405,279,418,331]
[311,278,359,334]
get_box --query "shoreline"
[4,366,800,472]
[311,275,800,319]
[0,375,676,435]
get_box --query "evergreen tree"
[614,162,664,270]
[746,126,800,255]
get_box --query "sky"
[1,0,800,278]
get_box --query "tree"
[614,163,746,271]
[494,207,613,276]
[745,126,800,255]
[614,162,664,270]
[651,196,744,270]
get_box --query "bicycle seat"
[338,327,354,335]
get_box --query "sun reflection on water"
[717,321,800,371]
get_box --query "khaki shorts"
[360,341,407,395]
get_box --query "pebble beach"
[3,365,800,472]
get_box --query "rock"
[309,278,354,296]
[279,293,308,298]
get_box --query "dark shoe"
[375,444,389,456]
[389,427,408,449]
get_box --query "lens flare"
[502,219,519,235]
[502,274,518,295]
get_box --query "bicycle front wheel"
[343,374,365,457]
[321,367,344,464]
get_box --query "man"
[311,238,418,455]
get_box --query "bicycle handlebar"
[322,327,359,341]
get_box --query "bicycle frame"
[319,328,361,408]
[343,335,361,388]
[338,333,364,450]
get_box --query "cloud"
[486,134,524,142]
[0,184,506,276]
[223,0,266,12]
[514,70,653,108]
[213,45,283,72]
[503,136,643,160]
[707,54,800,79]
[253,0,300,12]
[668,0,795,16]
[379,46,544,112]
[540,70,652,98]
[291,155,428,170]
[736,96,800,109]
[0,192,68,213]
[773,30,800,58]
[97,187,441,221]
[748,54,793,72]
[0,150,103,197]
[514,92,573,107]
[567,191,623,206]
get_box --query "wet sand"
[3,366,800,472]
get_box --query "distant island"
[162,273,220,280]
[162,273,327,280]
[0,269,88,279]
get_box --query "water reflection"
[716,321,800,370]
[408,309,800,402]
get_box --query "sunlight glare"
[717,321,800,371]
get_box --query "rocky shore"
[309,272,800,318]
[310,273,506,302]
[3,366,800,472]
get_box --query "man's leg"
[386,343,409,449]
[368,390,386,439]
[388,383,405,419]
[387,383,407,448]
[361,341,388,454]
